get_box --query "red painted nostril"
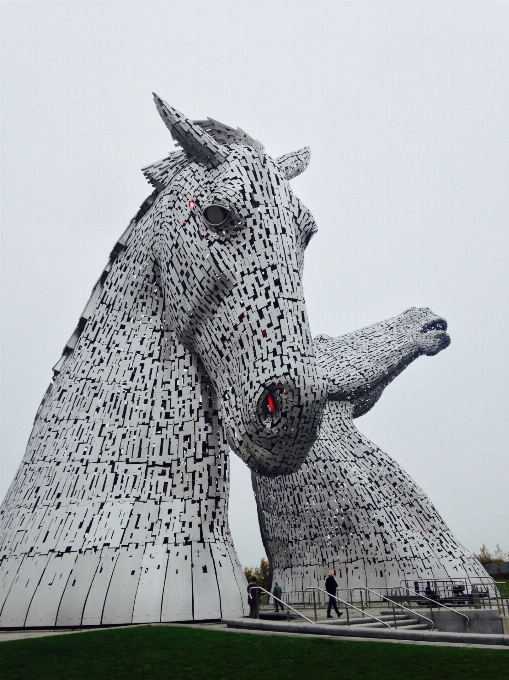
[267,394,276,415]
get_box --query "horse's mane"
[142,118,264,189]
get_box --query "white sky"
[1,1,508,569]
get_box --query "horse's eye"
[203,205,231,227]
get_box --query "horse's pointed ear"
[152,93,228,167]
[276,147,311,180]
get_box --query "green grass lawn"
[494,578,509,597]
[0,625,507,680]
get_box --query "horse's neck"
[311,400,446,525]
[41,219,207,430]
[41,225,168,432]
[4,221,230,536]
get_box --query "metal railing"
[401,577,507,616]
[280,588,357,607]
[251,586,316,625]
[393,586,470,626]
[269,579,507,624]
[354,587,434,630]
[305,587,391,627]
[280,578,507,612]
[401,577,496,600]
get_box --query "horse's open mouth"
[421,318,447,333]
[419,317,451,354]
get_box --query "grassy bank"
[0,625,507,680]
[494,578,509,597]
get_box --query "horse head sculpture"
[0,97,328,627]
[145,96,327,476]
[254,308,494,594]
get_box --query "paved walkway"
[0,621,508,650]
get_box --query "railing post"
[313,589,317,622]
[360,590,363,616]
[501,588,507,617]
[392,600,397,628]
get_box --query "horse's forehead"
[293,195,312,220]
[172,148,293,208]
[214,148,284,186]
[226,149,273,173]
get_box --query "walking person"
[325,571,343,618]
[247,577,259,618]
[272,581,284,612]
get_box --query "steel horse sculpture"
[254,308,491,593]
[0,96,327,628]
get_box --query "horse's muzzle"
[227,373,328,477]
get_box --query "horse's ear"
[276,147,311,180]
[152,94,228,168]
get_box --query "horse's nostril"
[422,318,447,333]
[257,388,282,429]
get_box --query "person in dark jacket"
[272,582,284,612]
[424,581,437,600]
[325,571,343,618]
[247,577,259,618]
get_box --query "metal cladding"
[153,95,228,168]
[253,309,490,593]
[0,100,326,628]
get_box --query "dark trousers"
[327,595,341,617]
[275,599,284,612]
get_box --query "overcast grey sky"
[1,1,508,569]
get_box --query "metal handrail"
[400,577,505,616]
[305,587,391,628]
[397,586,470,625]
[401,577,494,597]
[253,586,316,625]
[355,587,434,630]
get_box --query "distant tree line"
[244,558,270,591]
[474,544,509,576]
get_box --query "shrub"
[244,557,270,590]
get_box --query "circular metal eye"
[203,204,231,228]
